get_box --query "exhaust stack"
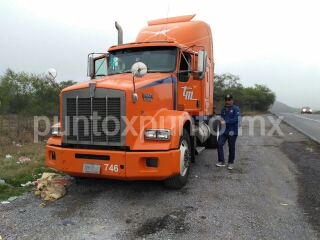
[115,21,123,45]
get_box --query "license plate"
[83,163,101,174]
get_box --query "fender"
[47,136,62,146]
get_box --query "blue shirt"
[220,104,241,136]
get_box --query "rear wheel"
[164,129,191,189]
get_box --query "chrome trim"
[62,88,126,146]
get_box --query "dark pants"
[217,134,238,164]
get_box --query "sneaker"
[216,162,225,167]
[227,164,234,170]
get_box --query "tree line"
[0,69,76,115]
[0,69,276,115]
[214,73,276,112]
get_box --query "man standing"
[216,94,241,170]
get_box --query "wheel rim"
[180,139,190,176]
[216,123,219,142]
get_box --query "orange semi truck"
[45,14,219,189]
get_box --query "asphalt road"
[273,112,320,144]
[1,114,320,240]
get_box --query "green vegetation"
[214,73,276,112]
[0,69,276,200]
[0,114,59,200]
[0,68,76,115]
[0,69,76,200]
[0,144,46,199]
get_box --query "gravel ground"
[0,114,319,240]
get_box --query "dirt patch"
[134,208,190,238]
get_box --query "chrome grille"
[62,88,125,146]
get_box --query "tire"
[164,129,191,189]
[206,118,219,149]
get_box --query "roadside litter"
[5,154,12,158]
[0,179,5,184]
[21,173,42,187]
[0,196,18,205]
[34,173,73,201]
[21,180,38,187]
[17,156,31,164]
[7,196,17,202]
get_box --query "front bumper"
[46,145,181,181]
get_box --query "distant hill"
[269,101,300,113]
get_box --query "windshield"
[107,47,177,75]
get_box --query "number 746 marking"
[104,164,119,172]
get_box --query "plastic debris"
[306,147,313,153]
[7,196,17,202]
[21,181,38,187]
[34,173,42,179]
[17,156,31,164]
[1,201,10,204]
[5,154,12,158]
[0,180,5,184]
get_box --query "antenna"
[166,4,169,40]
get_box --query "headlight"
[310,109,312,112]
[144,129,170,140]
[51,126,60,136]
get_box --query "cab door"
[177,52,202,113]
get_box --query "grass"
[0,114,56,200]
[242,110,270,116]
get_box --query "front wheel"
[164,129,191,189]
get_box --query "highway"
[273,112,320,144]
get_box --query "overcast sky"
[1,0,319,109]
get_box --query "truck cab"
[46,14,218,189]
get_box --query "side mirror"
[45,68,61,91]
[45,68,57,81]
[88,56,94,78]
[131,62,147,78]
[130,62,147,103]
[197,50,207,77]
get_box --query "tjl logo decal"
[181,86,197,100]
